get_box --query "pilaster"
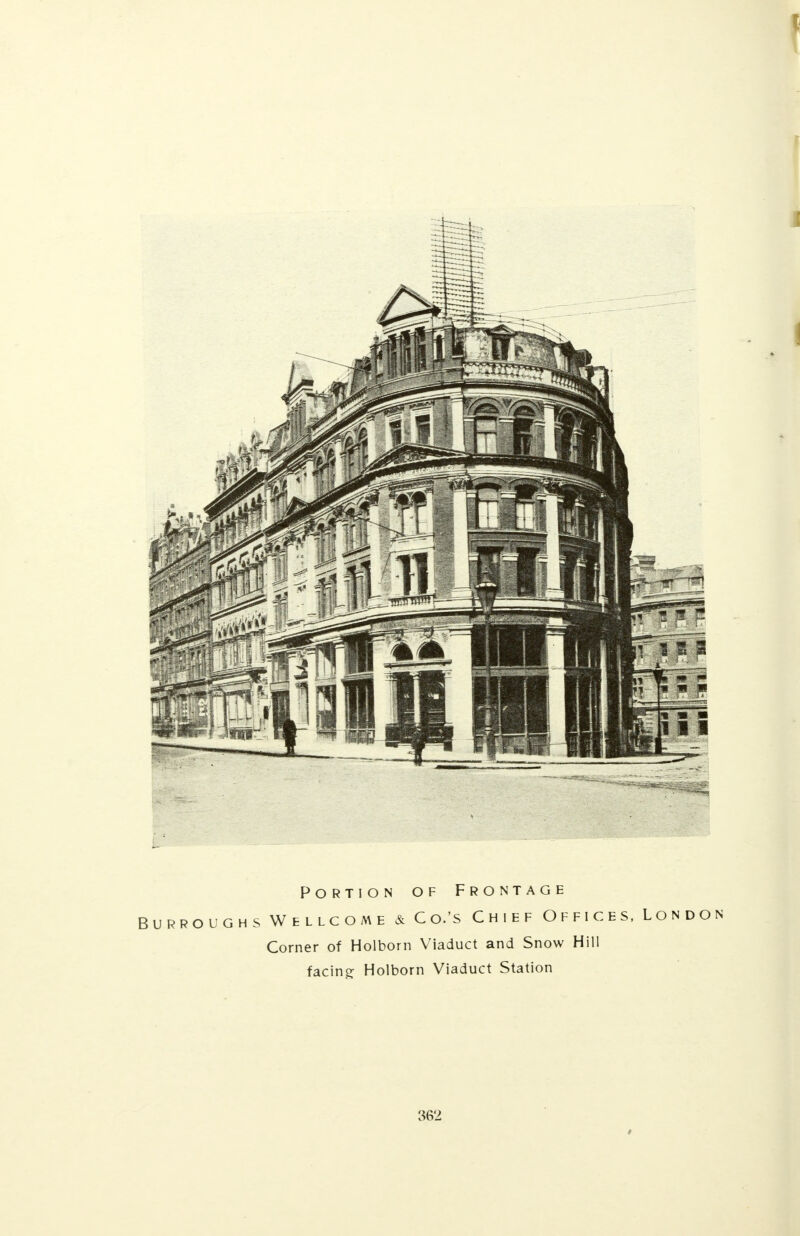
[546,626,567,757]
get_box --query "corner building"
[205,286,633,756]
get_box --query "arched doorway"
[391,641,448,742]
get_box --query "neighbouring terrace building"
[204,284,634,756]
[630,556,708,749]
[149,507,212,736]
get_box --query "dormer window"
[492,335,510,360]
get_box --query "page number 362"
[418,1109,442,1121]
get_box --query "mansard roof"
[377,284,440,327]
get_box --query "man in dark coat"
[411,726,426,766]
[282,716,297,756]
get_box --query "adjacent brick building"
[149,507,212,736]
[630,555,708,749]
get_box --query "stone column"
[367,493,382,606]
[286,536,297,623]
[205,682,214,737]
[213,690,228,739]
[305,648,317,740]
[544,483,564,599]
[599,635,609,757]
[597,503,607,604]
[334,640,346,742]
[543,402,556,458]
[304,458,315,496]
[611,516,620,607]
[334,440,344,487]
[450,476,471,599]
[264,547,275,631]
[448,627,474,754]
[450,395,465,450]
[334,514,346,615]
[411,669,422,727]
[250,674,261,736]
[546,626,567,757]
[365,416,376,463]
[596,426,604,472]
[372,636,388,743]
[616,639,625,753]
[304,525,317,620]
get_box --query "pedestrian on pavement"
[282,717,297,756]
[411,726,426,766]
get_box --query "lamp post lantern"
[475,577,498,762]
[651,662,664,756]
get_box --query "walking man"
[411,726,426,766]
[282,716,297,756]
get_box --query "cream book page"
[1,2,792,1234]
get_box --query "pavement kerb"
[152,737,689,767]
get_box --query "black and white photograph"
[145,209,709,845]
[5,2,792,1234]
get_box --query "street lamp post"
[475,577,498,763]
[651,662,664,756]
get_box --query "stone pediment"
[377,284,440,327]
[363,442,468,475]
[284,496,309,519]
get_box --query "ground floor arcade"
[205,612,629,758]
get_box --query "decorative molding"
[448,474,472,492]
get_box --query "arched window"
[343,508,355,552]
[557,413,575,462]
[325,448,336,492]
[560,492,577,535]
[357,426,369,471]
[314,455,325,498]
[344,436,356,481]
[397,492,428,536]
[418,640,444,659]
[356,503,370,547]
[475,409,497,454]
[584,423,598,469]
[325,520,336,562]
[477,486,499,529]
[515,485,543,530]
[393,642,413,661]
[514,407,545,456]
[434,334,444,361]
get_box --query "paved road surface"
[152,747,709,847]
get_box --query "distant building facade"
[630,556,707,749]
[149,507,212,736]
[203,284,634,755]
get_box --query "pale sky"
[143,208,700,565]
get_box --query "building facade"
[149,507,212,736]
[205,284,634,756]
[630,555,708,749]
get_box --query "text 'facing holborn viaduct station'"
[202,284,634,757]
